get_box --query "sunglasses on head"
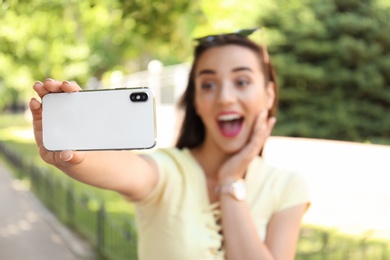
[194,28,260,44]
[194,27,270,65]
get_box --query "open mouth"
[217,114,244,137]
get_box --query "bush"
[260,0,390,143]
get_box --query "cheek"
[194,93,211,119]
[244,89,268,112]
[263,94,274,110]
[193,89,203,115]
[256,85,274,110]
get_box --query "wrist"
[215,179,246,201]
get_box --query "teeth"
[218,114,241,121]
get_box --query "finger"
[231,111,268,167]
[252,116,277,154]
[32,81,48,99]
[29,98,43,145]
[43,78,82,93]
[42,78,64,93]
[61,80,82,93]
[33,78,62,99]
[244,111,272,157]
[29,97,42,120]
[38,147,85,166]
[259,110,269,130]
[58,150,86,165]
[251,110,268,139]
[255,114,276,144]
[30,99,56,165]
[219,112,275,181]
[38,145,55,165]
[266,116,277,136]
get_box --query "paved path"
[0,162,95,260]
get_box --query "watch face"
[233,180,246,201]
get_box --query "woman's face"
[194,45,275,154]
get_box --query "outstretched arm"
[30,79,159,201]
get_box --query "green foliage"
[297,225,390,259]
[260,0,390,143]
[193,0,268,37]
[0,0,202,110]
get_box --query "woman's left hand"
[217,110,277,184]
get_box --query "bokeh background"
[1,0,390,259]
[1,0,390,144]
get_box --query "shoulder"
[136,147,194,199]
[133,148,184,206]
[247,156,310,211]
[248,156,303,184]
[134,147,204,209]
[145,147,191,170]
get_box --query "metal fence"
[1,142,390,259]
[0,142,137,260]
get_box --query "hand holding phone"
[41,88,156,151]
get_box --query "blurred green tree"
[260,0,390,143]
[0,0,201,111]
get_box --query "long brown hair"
[175,34,278,150]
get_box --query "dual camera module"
[130,92,148,102]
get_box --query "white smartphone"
[42,87,156,151]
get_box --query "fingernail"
[44,78,54,82]
[29,98,36,106]
[29,98,41,110]
[63,80,72,85]
[34,81,43,86]
[60,150,74,162]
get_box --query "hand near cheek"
[217,110,277,184]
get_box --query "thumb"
[59,150,85,164]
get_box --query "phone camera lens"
[130,92,148,102]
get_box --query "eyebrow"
[197,69,215,76]
[232,67,253,73]
[197,67,253,76]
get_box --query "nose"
[217,81,236,105]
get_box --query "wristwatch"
[216,179,246,201]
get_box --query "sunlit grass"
[0,113,31,128]
[0,127,35,143]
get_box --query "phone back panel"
[42,88,156,151]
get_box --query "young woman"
[30,29,309,260]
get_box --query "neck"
[190,141,230,181]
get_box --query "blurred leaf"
[0,0,203,110]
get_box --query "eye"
[235,77,250,87]
[201,81,217,90]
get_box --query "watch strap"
[215,179,246,201]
